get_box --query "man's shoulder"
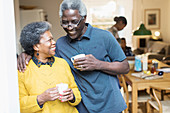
[57,36,66,41]
[91,27,113,40]
[92,26,110,33]
[56,36,67,44]
[87,23,109,33]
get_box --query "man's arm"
[95,58,129,75]
[17,52,32,72]
[73,54,129,75]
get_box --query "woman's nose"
[52,39,56,45]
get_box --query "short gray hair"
[20,21,51,56]
[59,0,87,17]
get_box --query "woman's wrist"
[37,95,45,105]
[69,94,75,103]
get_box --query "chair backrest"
[117,74,129,113]
[162,55,170,65]
[148,85,170,113]
[162,55,170,60]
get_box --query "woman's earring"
[37,51,39,56]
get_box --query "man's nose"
[67,24,74,30]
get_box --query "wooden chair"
[118,74,151,113]
[118,74,129,113]
[147,85,170,113]
[162,55,170,65]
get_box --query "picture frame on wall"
[144,9,160,29]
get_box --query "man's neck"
[77,25,87,40]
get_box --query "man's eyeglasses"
[60,17,84,28]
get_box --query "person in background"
[17,0,129,113]
[18,21,81,113]
[108,16,127,43]
[120,38,134,56]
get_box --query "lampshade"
[133,24,152,35]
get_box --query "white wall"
[83,0,133,47]
[167,0,170,43]
[19,0,65,41]
[0,0,20,112]
[133,0,170,43]
[117,0,133,46]
[14,0,22,54]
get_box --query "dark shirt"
[55,23,127,113]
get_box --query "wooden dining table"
[124,59,170,113]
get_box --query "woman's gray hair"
[59,0,87,17]
[20,21,51,56]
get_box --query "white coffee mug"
[56,83,68,94]
[71,54,85,63]
[56,83,68,101]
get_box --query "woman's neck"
[34,54,49,63]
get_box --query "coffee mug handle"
[71,57,74,63]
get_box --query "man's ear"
[33,44,39,51]
[83,15,87,22]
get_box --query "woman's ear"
[33,44,40,51]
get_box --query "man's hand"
[37,87,59,105]
[73,54,129,75]
[17,52,32,72]
[73,54,100,71]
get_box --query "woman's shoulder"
[54,56,68,64]
[17,60,35,79]
[53,57,70,69]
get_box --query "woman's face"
[117,21,126,31]
[36,30,56,58]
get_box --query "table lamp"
[133,23,152,35]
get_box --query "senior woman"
[18,21,81,113]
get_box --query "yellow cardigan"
[18,57,81,113]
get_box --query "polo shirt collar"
[67,23,92,42]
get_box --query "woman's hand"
[37,87,59,105]
[17,52,32,72]
[59,88,74,102]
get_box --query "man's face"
[61,9,86,40]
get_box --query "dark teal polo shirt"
[55,23,127,113]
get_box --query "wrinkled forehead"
[61,9,81,20]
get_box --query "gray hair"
[59,0,87,17]
[20,21,51,56]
